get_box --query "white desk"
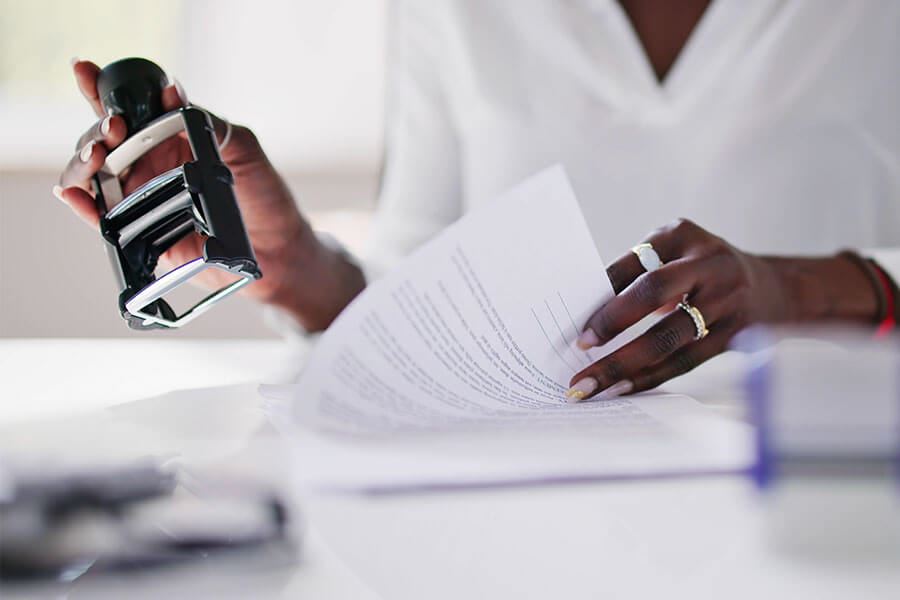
[1,339,897,599]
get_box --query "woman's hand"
[54,59,363,331]
[567,218,881,401]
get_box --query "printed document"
[263,166,751,491]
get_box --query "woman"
[55,0,900,401]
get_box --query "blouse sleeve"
[362,0,462,282]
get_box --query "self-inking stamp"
[92,58,261,330]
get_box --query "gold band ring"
[677,297,709,341]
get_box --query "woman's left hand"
[566,218,877,401]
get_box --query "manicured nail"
[576,328,600,350]
[566,377,599,403]
[52,185,65,202]
[173,78,188,105]
[79,140,95,162]
[595,380,633,401]
[100,115,111,136]
[69,56,80,67]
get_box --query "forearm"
[760,253,882,323]
[223,139,366,331]
[263,234,366,332]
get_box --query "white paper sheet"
[262,166,751,491]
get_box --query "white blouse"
[364,0,900,283]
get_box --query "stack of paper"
[262,166,751,492]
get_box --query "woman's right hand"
[55,59,363,330]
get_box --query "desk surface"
[1,339,897,599]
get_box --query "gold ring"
[677,297,709,341]
[631,243,663,272]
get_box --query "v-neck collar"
[580,0,783,110]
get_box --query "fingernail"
[69,56,80,67]
[576,328,600,350]
[594,380,633,401]
[173,78,188,105]
[565,377,599,403]
[100,115,111,136]
[52,185,65,202]
[79,140,95,162]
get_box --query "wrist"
[761,254,882,323]
[263,231,364,332]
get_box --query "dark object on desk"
[0,460,293,582]
[92,57,261,330]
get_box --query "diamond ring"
[677,296,709,341]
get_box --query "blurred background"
[0,0,386,338]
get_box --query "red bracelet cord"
[871,263,896,337]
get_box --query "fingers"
[60,136,110,189]
[53,185,100,227]
[162,85,231,150]
[566,219,751,401]
[75,113,127,152]
[72,59,104,117]
[580,254,734,349]
[207,110,230,149]
[567,287,731,401]
[567,308,695,401]
[62,113,128,190]
[628,320,739,394]
[189,102,233,149]
[59,60,192,230]
[606,252,646,295]
[162,81,188,111]
[604,221,690,294]
[567,282,735,401]
[72,57,189,124]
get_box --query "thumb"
[161,78,188,111]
